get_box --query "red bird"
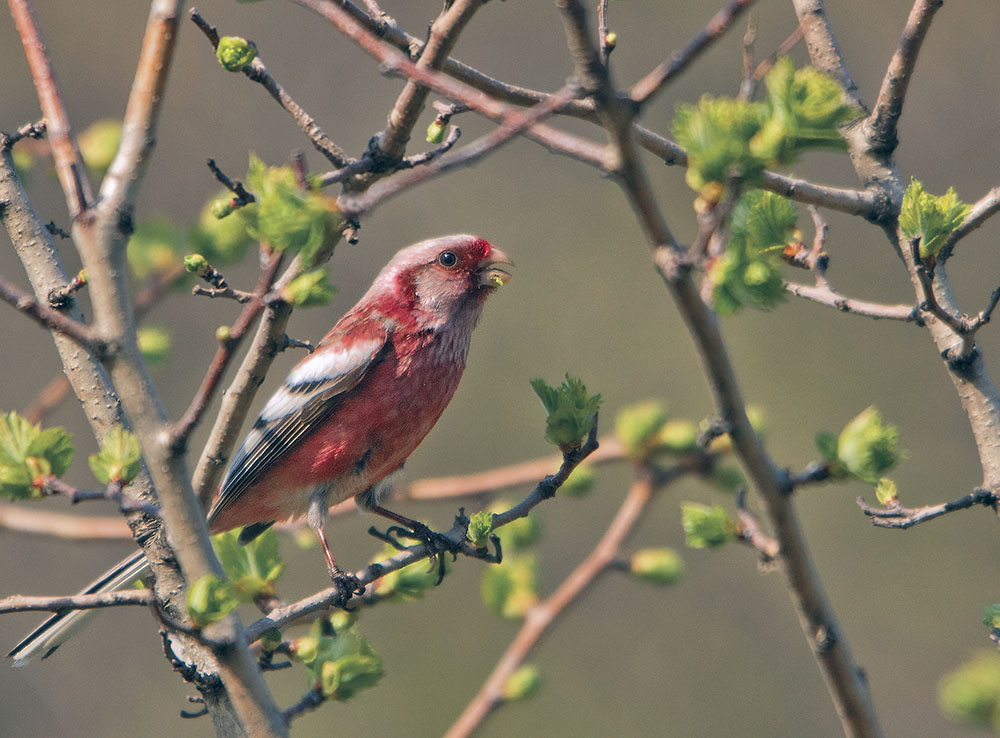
[10,234,512,664]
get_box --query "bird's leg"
[365,504,457,584]
[307,489,364,602]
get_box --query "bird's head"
[366,234,513,327]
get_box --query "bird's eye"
[437,250,459,268]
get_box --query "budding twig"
[857,487,997,529]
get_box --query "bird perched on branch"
[9,234,513,664]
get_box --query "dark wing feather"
[208,331,390,525]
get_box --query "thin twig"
[283,689,325,724]
[857,487,997,529]
[339,83,580,220]
[190,9,350,168]
[0,119,46,151]
[168,251,283,455]
[735,488,779,563]
[0,589,152,614]
[291,0,608,171]
[0,271,107,353]
[784,282,918,322]
[867,0,943,155]
[938,186,1000,263]
[630,0,760,105]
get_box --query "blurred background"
[1,0,999,736]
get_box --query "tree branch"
[857,487,997,529]
[937,186,1000,263]
[0,271,108,353]
[867,0,943,155]
[0,589,152,614]
[784,281,918,322]
[7,0,93,217]
[630,0,760,105]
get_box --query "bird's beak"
[478,247,514,288]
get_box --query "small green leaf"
[630,548,684,585]
[503,664,542,702]
[281,269,337,308]
[240,154,343,266]
[216,36,258,72]
[0,412,74,500]
[836,406,902,483]
[530,374,602,449]
[184,253,211,276]
[188,192,253,264]
[658,419,698,455]
[680,502,736,549]
[137,327,171,365]
[614,401,668,458]
[466,511,494,548]
[373,542,445,600]
[899,178,971,259]
[481,554,538,620]
[187,574,240,628]
[260,629,283,652]
[984,605,1000,630]
[211,528,285,599]
[293,621,384,701]
[78,119,122,176]
[815,431,839,465]
[560,464,595,497]
[127,219,183,280]
[88,426,142,485]
[938,650,1000,733]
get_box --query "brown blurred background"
[2,1,999,736]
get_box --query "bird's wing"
[208,327,390,524]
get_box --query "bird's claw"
[329,570,365,607]
[367,521,457,585]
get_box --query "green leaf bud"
[629,548,684,585]
[529,374,602,450]
[216,325,232,343]
[560,464,595,497]
[88,426,142,485]
[481,554,538,619]
[938,650,1000,732]
[137,327,171,365]
[187,574,240,628]
[466,511,494,548]
[836,406,902,483]
[426,120,446,145]
[329,610,357,632]
[294,622,384,700]
[281,269,336,308]
[216,36,258,72]
[614,401,668,458]
[899,178,971,259]
[604,32,617,49]
[78,119,122,176]
[127,220,183,280]
[503,664,542,702]
[658,419,698,455]
[680,502,736,549]
[984,605,1000,630]
[211,199,234,219]
[875,477,898,506]
[184,253,211,276]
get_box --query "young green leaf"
[899,178,971,259]
[938,650,1000,733]
[0,412,74,500]
[293,621,384,701]
[211,528,285,599]
[280,268,336,308]
[187,575,240,628]
[680,502,736,549]
[466,511,494,548]
[503,664,542,702]
[836,406,902,483]
[630,548,685,586]
[530,374,602,449]
[216,36,258,72]
[88,426,142,485]
[614,401,668,458]
[481,554,538,619]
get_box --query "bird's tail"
[8,550,150,666]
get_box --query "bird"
[9,234,513,665]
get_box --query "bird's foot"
[367,521,457,585]
[328,569,365,607]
